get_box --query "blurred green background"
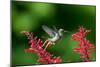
[11,1,96,66]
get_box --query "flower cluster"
[21,31,62,64]
[71,26,95,61]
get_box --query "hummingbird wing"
[42,25,56,37]
[53,25,58,32]
[52,25,61,37]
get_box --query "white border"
[0,0,10,67]
[0,0,97,67]
[17,0,96,5]
[20,62,96,67]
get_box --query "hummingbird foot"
[44,41,52,50]
[42,39,49,47]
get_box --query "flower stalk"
[21,31,62,64]
[71,26,95,61]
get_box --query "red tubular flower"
[21,31,62,64]
[71,26,95,61]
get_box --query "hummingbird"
[42,25,67,49]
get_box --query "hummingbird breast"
[48,33,60,42]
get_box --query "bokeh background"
[11,1,96,66]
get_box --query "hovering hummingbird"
[42,25,67,49]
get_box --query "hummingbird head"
[59,29,67,33]
[59,29,67,36]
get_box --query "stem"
[82,38,90,61]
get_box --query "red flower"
[21,31,62,64]
[71,26,95,61]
